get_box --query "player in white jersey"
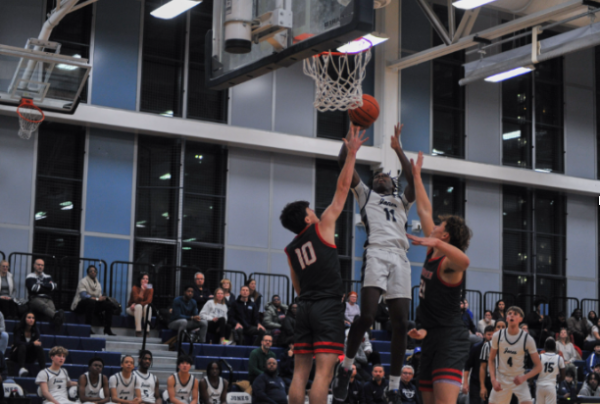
[135,350,162,404]
[537,338,565,404]
[167,356,198,404]
[36,346,78,404]
[334,123,415,404]
[110,355,141,404]
[78,357,110,404]
[488,307,542,404]
[199,361,228,404]
[479,319,506,403]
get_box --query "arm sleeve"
[80,291,92,299]
[480,342,490,362]
[351,181,370,210]
[200,301,212,319]
[248,351,261,379]
[141,289,153,306]
[0,312,5,333]
[171,299,185,320]
[35,370,49,384]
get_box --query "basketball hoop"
[17,98,44,140]
[303,44,372,112]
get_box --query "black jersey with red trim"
[416,248,464,329]
[285,223,344,301]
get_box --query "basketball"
[348,94,380,129]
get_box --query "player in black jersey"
[405,151,472,404]
[280,125,367,404]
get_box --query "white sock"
[389,376,400,390]
[342,355,354,370]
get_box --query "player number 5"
[295,241,317,270]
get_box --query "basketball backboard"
[206,0,374,90]
[0,39,91,114]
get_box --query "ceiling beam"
[415,0,452,45]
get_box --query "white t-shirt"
[109,372,138,401]
[352,181,413,251]
[36,368,70,404]
[491,329,537,378]
[537,352,565,387]
[587,326,599,342]
[134,371,157,403]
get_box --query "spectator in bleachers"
[585,317,600,350]
[78,357,110,404]
[192,272,212,312]
[525,301,552,344]
[463,325,495,404]
[399,365,420,404]
[109,355,141,404]
[246,279,263,313]
[479,319,507,403]
[231,285,267,346]
[558,369,578,399]
[464,299,474,320]
[579,372,600,397]
[461,300,482,345]
[406,347,421,385]
[589,311,598,330]
[126,273,154,338]
[557,328,581,383]
[346,365,364,404]
[345,324,381,382]
[168,285,207,344]
[248,335,276,383]
[345,292,360,327]
[477,311,495,334]
[0,260,20,319]
[0,312,8,363]
[520,323,529,333]
[10,311,46,377]
[36,346,78,404]
[363,364,388,404]
[200,288,231,345]
[585,343,600,376]
[492,300,506,322]
[552,312,568,334]
[71,265,115,336]
[375,299,390,332]
[252,358,287,404]
[263,295,287,339]
[26,258,64,327]
[167,356,198,404]
[568,309,588,349]
[199,361,228,404]
[279,303,296,347]
[134,350,161,404]
[220,279,236,308]
[278,343,295,391]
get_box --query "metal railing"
[249,272,292,310]
[108,261,156,314]
[483,291,517,313]
[582,299,599,317]
[205,269,248,298]
[57,257,108,312]
[7,252,58,301]
[548,296,579,319]
[153,265,201,309]
[465,289,483,321]
[0,251,5,261]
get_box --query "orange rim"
[17,99,45,123]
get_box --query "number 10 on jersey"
[295,241,316,269]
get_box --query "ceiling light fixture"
[336,33,389,53]
[452,0,498,10]
[502,130,521,140]
[151,0,202,19]
[484,66,533,83]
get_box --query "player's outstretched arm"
[407,235,470,273]
[321,126,368,242]
[391,123,415,203]
[337,124,364,188]
[410,152,434,237]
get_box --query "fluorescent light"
[432,149,445,155]
[484,66,533,83]
[453,0,498,10]
[151,0,201,19]
[159,173,171,180]
[535,168,552,173]
[502,130,521,140]
[336,33,388,53]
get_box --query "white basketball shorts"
[488,374,532,404]
[362,248,411,300]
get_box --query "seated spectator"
[71,265,115,336]
[279,343,295,391]
[568,309,588,348]
[552,312,568,334]
[200,288,231,345]
[585,317,600,351]
[126,273,154,338]
[220,279,236,308]
[464,299,474,320]
[246,279,263,313]
[167,356,198,404]
[199,361,228,404]
[399,365,420,404]
[492,300,506,321]
[192,272,212,312]
[461,300,482,345]
[36,346,78,404]
[558,369,578,399]
[363,365,388,404]
[0,312,8,363]
[557,328,581,383]
[10,312,46,377]
[26,258,64,326]
[406,347,421,385]
[579,372,600,397]
[589,311,598,330]
[168,285,207,344]
[520,323,529,333]
[586,343,600,376]
[346,326,381,382]
[279,303,296,347]
[525,301,552,344]
[375,299,390,332]
[477,310,495,334]
[346,365,364,404]
[78,357,110,404]
[264,295,287,338]
[231,285,267,346]
[248,335,276,383]
[252,358,287,404]
[0,260,20,319]
[345,292,360,327]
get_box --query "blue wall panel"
[85,129,134,235]
[91,0,141,110]
[225,249,268,274]
[231,74,273,131]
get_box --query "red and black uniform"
[285,223,345,355]
[416,249,469,392]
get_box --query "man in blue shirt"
[586,343,600,376]
[252,358,287,404]
[167,285,207,343]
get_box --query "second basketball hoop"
[17,98,45,140]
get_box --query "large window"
[140,0,227,122]
[432,175,465,219]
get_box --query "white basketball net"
[303,49,372,112]
[17,103,44,140]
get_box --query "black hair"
[565,368,575,378]
[183,284,195,294]
[121,355,134,364]
[206,360,222,376]
[587,372,599,383]
[372,364,385,371]
[177,355,193,367]
[544,338,556,352]
[137,272,149,287]
[495,318,507,328]
[139,350,153,360]
[272,295,280,301]
[484,310,492,315]
[280,201,310,234]
[87,265,97,275]
[484,325,496,334]
[16,311,37,332]
[89,357,104,367]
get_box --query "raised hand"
[407,233,438,248]
[407,328,427,340]
[343,124,369,155]
[410,151,424,179]
[390,123,404,151]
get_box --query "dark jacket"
[461,311,477,334]
[558,380,578,399]
[263,302,288,330]
[400,381,420,404]
[363,379,388,404]
[278,350,294,379]
[248,348,277,383]
[12,324,42,349]
[346,379,364,404]
[169,296,198,323]
[233,297,260,329]
[250,291,263,313]
[464,341,485,391]
[252,372,287,404]
[192,285,211,311]
[279,312,296,346]
[25,272,56,299]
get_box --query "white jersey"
[135,370,158,403]
[36,368,70,404]
[109,372,138,401]
[352,181,413,251]
[491,329,537,378]
[203,377,224,404]
[83,372,104,399]
[171,373,196,404]
[537,352,565,387]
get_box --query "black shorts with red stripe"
[293,298,345,355]
[418,327,469,392]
